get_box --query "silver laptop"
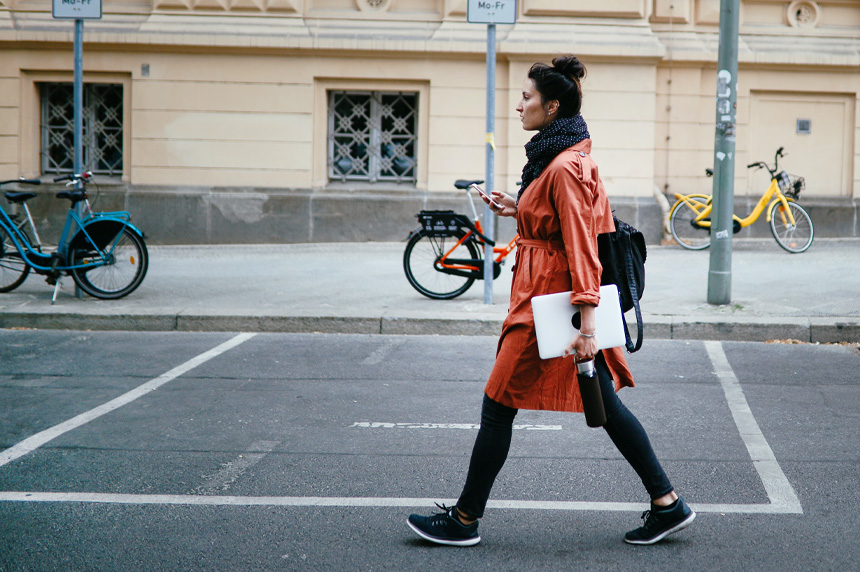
[531,284,627,360]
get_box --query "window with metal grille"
[40,83,124,176]
[328,91,417,184]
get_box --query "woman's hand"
[563,333,598,362]
[562,304,597,361]
[482,191,517,218]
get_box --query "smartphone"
[470,183,504,209]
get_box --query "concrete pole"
[482,23,496,305]
[707,0,740,305]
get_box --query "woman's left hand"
[562,303,598,361]
[483,191,517,217]
[563,333,598,362]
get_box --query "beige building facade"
[1,0,858,243]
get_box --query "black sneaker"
[624,497,696,545]
[407,503,481,547]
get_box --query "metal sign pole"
[52,0,102,183]
[482,23,496,306]
[707,0,740,305]
[53,0,101,298]
[73,18,85,298]
[467,0,516,305]
[73,19,84,182]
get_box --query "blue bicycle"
[0,172,148,300]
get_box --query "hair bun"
[552,55,586,81]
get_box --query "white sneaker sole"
[406,518,481,547]
[624,510,697,545]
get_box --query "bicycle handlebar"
[53,171,93,184]
[746,146,788,177]
[0,178,41,186]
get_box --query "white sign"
[53,0,102,19]
[467,0,517,24]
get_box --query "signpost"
[53,0,101,298]
[52,0,102,182]
[467,0,516,305]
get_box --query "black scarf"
[517,114,590,203]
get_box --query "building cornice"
[0,10,858,67]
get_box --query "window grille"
[328,91,417,184]
[40,83,124,176]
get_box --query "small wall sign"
[467,0,517,24]
[53,0,102,20]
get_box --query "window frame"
[39,81,125,177]
[313,78,429,191]
[19,72,131,183]
[327,89,419,184]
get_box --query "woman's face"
[517,78,557,132]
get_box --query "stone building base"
[6,186,856,246]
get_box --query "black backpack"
[597,215,646,352]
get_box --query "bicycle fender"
[70,218,141,251]
[123,221,146,240]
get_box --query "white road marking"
[360,339,403,365]
[704,340,803,514]
[0,492,799,514]
[0,338,803,516]
[194,440,280,495]
[0,333,257,469]
[351,422,562,431]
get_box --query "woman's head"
[517,55,587,131]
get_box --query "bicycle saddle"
[56,190,87,203]
[454,179,484,190]
[3,191,37,203]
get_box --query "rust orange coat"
[484,139,634,412]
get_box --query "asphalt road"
[1,331,858,572]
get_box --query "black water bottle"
[577,359,606,428]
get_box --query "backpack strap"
[621,230,644,353]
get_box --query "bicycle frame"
[0,200,139,273]
[433,187,517,275]
[674,176,797,231]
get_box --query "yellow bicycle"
[669,147,814,253]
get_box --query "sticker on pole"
[467,0,517,24]
[53,0,102,19]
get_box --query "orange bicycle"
[403,179,517,299]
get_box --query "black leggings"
[457,353,674,519]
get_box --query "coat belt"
[517,238,566,252]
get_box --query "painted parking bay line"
[0,333,257,469]
[351,422,562,430]
[704,340,803,514]
[0,492,799,515]
[0,338,802,515]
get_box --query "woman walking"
[407,55,695,547]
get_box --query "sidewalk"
[0,239,858,343]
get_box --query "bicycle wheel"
[0,225,31,292]
[770,201,813,253]
[403,229,480,300]
[69,228,148,299]
[669,195,712,250]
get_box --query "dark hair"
[528,55,587,118]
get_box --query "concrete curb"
[2,312,858,343]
